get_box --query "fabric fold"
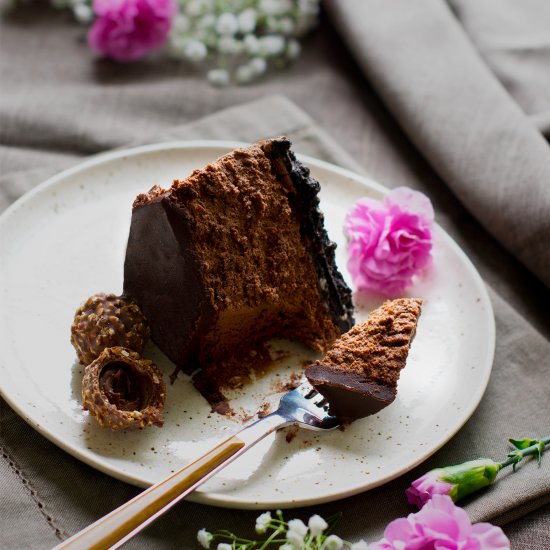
[327,0,550,289]
[1,96,549,547]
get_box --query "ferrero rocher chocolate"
[70,292,149,365]
[82,347,165,430]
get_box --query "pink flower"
[88,0,176,62]
[406,459,502,509]
[406,469,454,509]
[344,187,434,296]
[370,495,510,550]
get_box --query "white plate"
[0,141,494,509]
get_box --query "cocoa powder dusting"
[320,299,423,388]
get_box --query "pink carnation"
[370,495,510,550]
[406,469,454,509]
[344,187,434,296]
[88,0,176,62]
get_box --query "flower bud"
[406,459,502,508]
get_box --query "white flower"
[184,39,208,62]
[308,514,328,537]
[255,511,272,534]
[236,57,267,84]
[197,528,213,549]
[259,35,286,57]
[72,3,92,24]
[217,544,233,550]
[207,69,230,87]
[278,17,295,35]
[279,545,294,550]
[236,64,255,84]
[286,518,308,548]
[243,34,261,55]
[259,0,292,16]
[286,529,306,548]
[185,0,212,18]
[217,36,242,55]
[168,35,186,57]
[287,518,308,538]
[249,57,267,76]
[196,14,216,30]
[324,535,344,550]
[216,13,239,36]
[286,38,301,60]
[350,541,369,550]
[295,0,320,36]
[172,14,191,33]
[238,8,257,34]
[264,16,280,34]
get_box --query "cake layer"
[123,138,354,387]
[306,298,422,421]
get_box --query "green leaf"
[509,438,538,450]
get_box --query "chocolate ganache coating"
[123,138,354,383]
[258,138,354,333]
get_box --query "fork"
[54,381,339,550]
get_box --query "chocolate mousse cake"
[123,137,354,392]
[306,298,422,421]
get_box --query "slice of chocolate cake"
[123,137,354,392]
[305,298,422,422]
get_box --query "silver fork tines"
[274,381,339,431]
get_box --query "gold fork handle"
[54,435,244,550]
[54,413,287,550]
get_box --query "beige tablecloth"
[1,2,550,548]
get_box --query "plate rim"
[0,140,495,509]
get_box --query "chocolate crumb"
[285,425,299,443]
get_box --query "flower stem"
[500,436,550,470]
[258,528,283,550]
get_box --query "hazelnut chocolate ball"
[82,347,165,430]
[71,292,149,365]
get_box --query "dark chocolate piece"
[82,347,165,430]
[71,292,149,365]
[305,364,396,420]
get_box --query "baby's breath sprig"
[170,0,321,86]
[197,509,367,549]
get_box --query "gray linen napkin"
[327,0,550,292]
[2,96,550,549]
[448,0,550,136]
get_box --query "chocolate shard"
[306,298,423,422]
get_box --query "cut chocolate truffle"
[305,298,422,422]
[82,347,165,430]
[123,137,354,392]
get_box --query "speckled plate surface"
[0,142,495,509]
